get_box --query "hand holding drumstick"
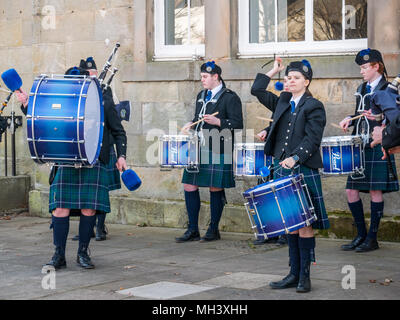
[181,112,219,134]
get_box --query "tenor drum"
[234,143,272,176]
[243,174,317,239]
[26,74,104,166]
[159,134,199,169]
[321,135,364,175]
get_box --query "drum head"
[321,135,362,146]
[84,80,103,164]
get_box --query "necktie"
[290,101,296,113]
[365,84,371,94]
[205,90,212,102]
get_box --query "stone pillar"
[204,0,231,61]
[368,0,400,76]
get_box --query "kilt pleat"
[273,160,330,230]
[181,148,235,188]
[346,144,399,193]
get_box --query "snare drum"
[321,135,364,175]
[234,143,272,176]
[26,74,104,166]
[159,135,199,168]
[243,174,317,239]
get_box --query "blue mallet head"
[259,166,270,177]
[1,68,22,92]
[121,169,142,191]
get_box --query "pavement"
[0,214,399,303]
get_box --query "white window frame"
[154,0,205,61]
[238,0,367,58]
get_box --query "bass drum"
[27,74,104,166]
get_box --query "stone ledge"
[28,190,400,242]
[0,176,30,213]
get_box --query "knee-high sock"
[79,215,96,246]
[210,190,225,230]
[287,234,300,277]
[348,199,367,238]
[368,201,384,240]
[96,212,106,230]
[52,215,69,256]
[298,237,315,279]
[184,190,200,231]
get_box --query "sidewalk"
[0,215,399,300]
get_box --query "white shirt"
[209,83,223,100]
[290,94,304,109]
[368,75,382,93]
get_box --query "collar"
[209,83,223,99]
[368,75,383,92]
[290,93,304,107]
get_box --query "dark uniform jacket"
[348,77,388,136]
[192,86,243,154]
[21,86,126,165]
[382,113,400,149]
[251,73,326,169]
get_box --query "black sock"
[348,199,367,238]
[298,237,316,279]
[96,212,106,230]
[367,201,384,240]
[210,190,225,230]
[184,190,200,231]
[52,215,69,256]
[287,234,300,277]
[79,215,96,245]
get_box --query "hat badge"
[363,54,370,61]
[303,65,309,73]
[206,66,212,72]
[87,61,93,68]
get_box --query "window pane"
[249,0,305,44]
[313,0,342,41]
[190,0,205,45]
[345,0,367,39]
[164,0,205,45]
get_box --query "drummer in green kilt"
[339,49,399,253]
[253,57,329,293]
[176,61,243,243]
[44,62,127,270]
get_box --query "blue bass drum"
[27,75,104,166]
[243,174,317,239]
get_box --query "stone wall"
[1,1,400,238]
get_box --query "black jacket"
[348,77,388,136]
[98,87,127,164]
[382,113,400,149]
[251,73,326,169]
[192,87,243,154]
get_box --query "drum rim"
[234,143,265,150]
[243,174,303,198]
[321,135,362,146]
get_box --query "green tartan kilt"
[49,149,120,215]
[273,160,330,230]
[346,143,399,193]
[181,149,235,188]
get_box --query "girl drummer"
[251,57,329,293]
[339,49,399,253]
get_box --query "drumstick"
[257,116,273,122]
[347,114,364,121]
[330,123,345,130]
[184,112,219,129]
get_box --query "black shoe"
[96,224,108,241]
[276,235,288,245]
[72,229,95,241]
[175,229,200,243]
[355,238,379,252]
[296,277,311,293]
[44,250,66,270]
[269,274,299,289]
[341,235,366,251]
[253,238,276,245]
[200,228,221,242]
[77,244,95,269]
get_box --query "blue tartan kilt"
[273,160,330,230]
[49,149,121,215]
[181,148,235,189]
[346,143,399,193]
